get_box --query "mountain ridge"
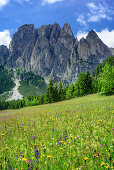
[0,23,112,83]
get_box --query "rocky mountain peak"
[61,23,74,36]
[0,23,112,84]
[86,30,99,40]
[0,45,9,66]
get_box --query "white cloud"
[14,0,30,3]
[76,15,87,26]
[42,0,63,5]
[87,2,113,22]
[0,30,11,48]
[77,29,114,48]
[0,0,9,9]
[76,2,113,25]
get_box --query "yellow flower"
[34,144,36,146]
[60,141,64,143]
[47,155,52,158]
[101,162,105,166]
[1,134,5,136]
[42,154,45,157]
[84,157,88,161]
[15,168,17,170]
[5,147,8,150]
[93,154,96,157]
[21,168,24,170]
[111,167,114,169]
[70,135,73,138]
[60,148,63,150]
[22,158,27,162]
[106,166,109,169]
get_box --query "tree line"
[0,56,114,110]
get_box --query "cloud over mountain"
[0,30,11,48]
[77,29,114,48]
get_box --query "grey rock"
[0,24,112,84]
[0,45,9,66]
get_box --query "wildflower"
[84,157,88,161]
[1,134,5,136]
[52,128,55,132]
[47,155,52,158]
[21,168,24,170]
[101,162,105,166]
[28,159,31,163]
[42,154,45,157]
[93,154,96,158]
[85,131,87,133]
[21,154,24,157]
[5,147,8,150]
[70,135,73,138]
[34,149,39,158]
[106,165,109,169]
[15,168,17,170]
[60,148,63,150]
[22,158,27,162]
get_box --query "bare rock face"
[0,45,9,66]
[8,24,36,67]
[0,24,112,83]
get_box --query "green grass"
[0,94,114,169]
[19,80,46,98]
[0,91,11,101]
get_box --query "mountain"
[110,48,114,55]
[0,23,112,83]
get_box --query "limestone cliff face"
[0,23,112,83]
[0,45,9,66]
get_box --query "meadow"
[0,94,114,170]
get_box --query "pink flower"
[28,159,31,163]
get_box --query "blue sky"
[0,0,114,47]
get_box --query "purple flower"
[85,131,87,133]
[52,128,55,132]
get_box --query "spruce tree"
[45,78,55,103]
[99,62,114,94]
[66,83,75,99]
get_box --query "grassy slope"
[18,80,46,98]
[0,94,114,169]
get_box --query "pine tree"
[66,83,75,99]
[84,69,93,94]
[53,82,59,102]
[58,81,64,101]
[99,62,114,94]
[45,78,55,103]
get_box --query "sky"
[0,0,114,48]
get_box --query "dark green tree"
[99,62,114,94]
[45,78,55,103]
[66,83,75,99]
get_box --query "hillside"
[0,66,47,101]
[0,94,113,169]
